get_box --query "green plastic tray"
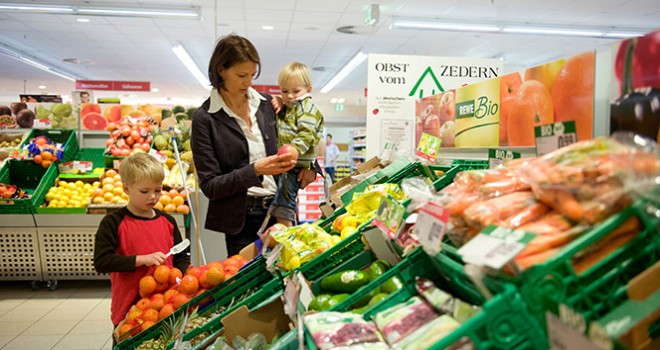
[75,148,106,169]
[305,248,547,350]
[115,257,276,350]
[20,129,79,162]
[451,159,489,170]
[296,227,366,281]
[0,159,58,214]
[309,249,376,296]
[499,202,660,337]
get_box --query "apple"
[278,144,298,162]
[439,121,456,147]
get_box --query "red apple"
[278,144,298,162]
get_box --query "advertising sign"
[75,80,151,92]
[366,54,503,157]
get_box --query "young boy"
[270,62,324,226]
[94,152,190,345]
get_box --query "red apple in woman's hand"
[278,144,298,162]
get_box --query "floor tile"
[101,337,113,350]
[22,319,78,336]
[52,333,109,350]
[70,319,113,335]
[40,308,91,322]
[0,335,16,348]
[0,306,50,321]
[15,298,63,309]
[1,334,63,350]
[0,321,32,336]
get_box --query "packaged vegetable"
[373,296,438,345]
[305,312,384,350]
[391,315,461,350]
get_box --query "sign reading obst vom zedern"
[75,80,151,92]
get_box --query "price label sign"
[458,225,535,269]
[415,202,450,255]
[488,148,521,169]
[415,132,442,163]
[546,312,601,350]
[148,148,168,163]
[535,121,577,156]
[33,119,52,129]
[283,277,300,320]
[373,195,405,240]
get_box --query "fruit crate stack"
[19,129,79,163]
[0,159,58,214]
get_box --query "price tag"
[33,119,52,128]
[488,149,521,169]
[73,161,93,172]
[535,121,577,156]
[148,148,168,163]
[415,202,449,255]
[296,271,315,309]
[264,243,283,272]
[379,142,397,163]
[546,312,600,350]
[283,277,300,320]
[457,226,535,269]
[372,195,405,240]
[415,132,442,162]
[112,159,123,170]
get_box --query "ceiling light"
[337,98,346,104]
[330,98,338,104]
[38,85,46,90]
[391,19,500,32]
[320,51,368,94]
[77,18,90,23]
[0,3,200,19]
[172,43,211,90]
[262,25,274,30]
[0,43,78,82]
[151,87,160,93]
[391,17,650,39]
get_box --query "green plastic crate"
[20,129,79,162]
[305,248,547,350]
[0,159,58,214]
[451,159,489,171]
[74,148,106,169]
[309,249,376,295]
[498,202,660,338]
[338,157,416,205]
[115,257,276,350]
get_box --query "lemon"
[67,182,77,191]
[48,200,59,208]
[92,181,101,188]
[286,256,301,270]
[59,195,70,204]
[46,193,55,201]
[58,181,68,188]
[83,183,92,190]
[75,181,84,188]
[341,226,357,240]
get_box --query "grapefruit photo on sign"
[499,72,522,146]
[551,51,595,141]
[507,80,554,146]
[524,58,566,92]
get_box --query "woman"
[191,34,314,256]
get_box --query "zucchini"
[320,270,370,293]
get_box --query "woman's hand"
[297,168,318,189]
[136,252,167,267]
[271,96,284,113]
[254,154,296,176]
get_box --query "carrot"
[517,226,586,258]
[479,178,531,197]
[445,192,485,216]
[463,191,536,227]
[498,202,550,229]
[572,233,637,275]
[533,186,584,221]
[514,246,564,271]
[573,216,640,260]
[518,212,573,235]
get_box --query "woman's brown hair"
[208,34,261,89]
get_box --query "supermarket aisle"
[0,280,113,350]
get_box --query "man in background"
[325,134,339,183]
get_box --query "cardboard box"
[328,157,384,207]
[221,294,292,346]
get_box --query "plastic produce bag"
[391,315,461,350]
[305,312,385,350]
[372,296,438,345]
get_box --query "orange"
[169,267,183,285]
[102,177,114,186]
[150,293,165,311]
[33,154,43,164]
[92,188,103,197]
[159,194,172,206]
[158,303,175,320]
[41,152,53,161]
[126,309,142,324]
[163,289,178,303]
[178,275,199,296]
[551,51,595,141]
[41,160,52,169]
[206,266,225,286]
[154,202,164,211]
[164,203,177,213]
[186,266,202,278]
[507,80,554,146]
[168,189,179,198]
[118,323,135,337]
[198,271,212,289]
[524,59,566,92]
[140,320,155,332]
[224,265,239,279]
[154,281,168,293]
[171,293,191,309]
[139,275,157,296]
[105,169,118,178]
[176,204,190,214]
[136,297,152,311]
[499,72,522,146]
[154,265,171,284]
[172,195,185,207]
[142,308,159,323]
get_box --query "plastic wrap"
[372,296,438,345]
[304,312,385,350]
[391,315,461,350]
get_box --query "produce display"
[45,179,100,208]
[0,183,30,199]
[25,135,64,168]
[89,169,129,205]
[35,103,76,129]
[105,117,155,157]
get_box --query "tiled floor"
[0,280,113,350]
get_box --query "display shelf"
[0,227,42,282]
[349,128,367,173]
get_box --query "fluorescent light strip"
[391,20,500,32]
[172,43,211,90]
[391,18,649,39]
[320,51,368,94]
[0,45,77,82]
[0,3,199,18]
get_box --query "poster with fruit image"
[454,78,500,147]
[80,103,162,130]
[504,52,594,146]
[610,30,660,142]
[414,90,455,149]
[34,102,77,129]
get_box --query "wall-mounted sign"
[75,80,151,92]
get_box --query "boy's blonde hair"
[119,152,164,185]
[278,62,313,87]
